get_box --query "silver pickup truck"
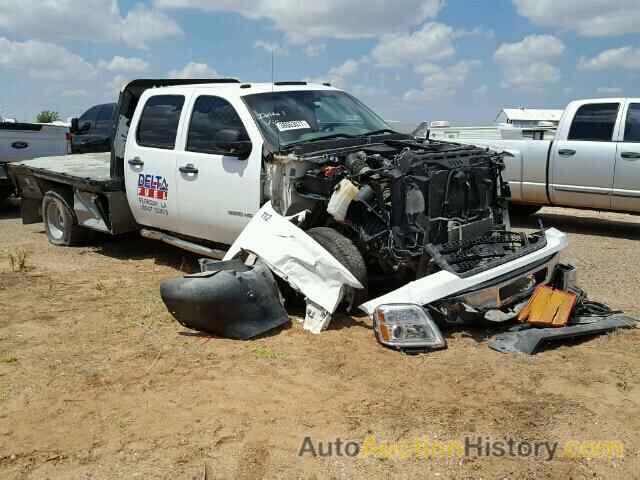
[458,98,640,215]
[1,117,69,202]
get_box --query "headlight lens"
[373,304,446,351]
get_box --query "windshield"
[243,90,393,147]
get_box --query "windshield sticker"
[276,120,311,132]
[256,111,286,126]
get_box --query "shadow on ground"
[91,232,202,273]
[0,196,20,220]
[512,210,640,240]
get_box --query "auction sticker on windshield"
[276,120,311,132]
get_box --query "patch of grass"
[95,281,107,292]
[254,345,278,360]
[8,248,28,273]
[0,356,18,364]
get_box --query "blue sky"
[1,0,639,125]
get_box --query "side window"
[136,95,185,149]
[624,103,640,142]
[79,106,100,132]
[187,96,248,154]
[568,103,619,142]
[95,104,115,133]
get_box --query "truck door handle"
[621,151,640,160]
[179,164,199,174]
[128,157,144,166]
[558,149,576,157]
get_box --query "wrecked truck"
[7,78,567,347]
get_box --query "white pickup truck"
[8,78,567,343]
[461,98,640,215]
[0,116,70,201]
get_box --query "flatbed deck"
[9,152,123,192]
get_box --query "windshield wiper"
[285,133,357,147]
[360,128,398,136]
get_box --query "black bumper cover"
[160,259,289,339]
[488,315,637,355]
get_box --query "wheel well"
[40,181,74,206]
[41,185,79,228]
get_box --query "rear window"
[136,95,185,149]
[568,103,619,141]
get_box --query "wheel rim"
[45,199,65,241]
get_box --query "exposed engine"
[269,139,546,278]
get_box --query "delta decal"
[138,174,168,200]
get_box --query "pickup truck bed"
[9,152,135,234]
[10,152,123,192]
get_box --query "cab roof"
[127,80,340,98]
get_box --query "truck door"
[550,102,620,210]
[173,95,262,245]
[124,94,186,231]
[612,102,640,212]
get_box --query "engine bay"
[268,138,546,278]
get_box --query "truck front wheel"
[307,227,368,312]
[42,191,86,246]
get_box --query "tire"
[509,203,541,217]
[42,191,87,246]
[307,227,368,312]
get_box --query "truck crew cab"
[457,99,640,216]
[9,79,567,314]
[70,102,117,154]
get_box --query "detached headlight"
[373,304,446,352]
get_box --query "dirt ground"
[1,198,639,479]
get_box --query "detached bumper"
[160,259,289,339]
[360,228,568,315]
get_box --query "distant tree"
[36,111,60,123]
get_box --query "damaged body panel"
[224,202,363,314]
[160,259,289,339]
[488,315,638,355]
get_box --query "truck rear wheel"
[42,191,86,246]
[509,203,541,217]
[307,227,368,312]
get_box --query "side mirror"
[228,140,253,160]
[70,118,79,133]
[80,122,91,132]
[215,128,252,160]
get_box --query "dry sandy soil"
[1,198,639,479]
